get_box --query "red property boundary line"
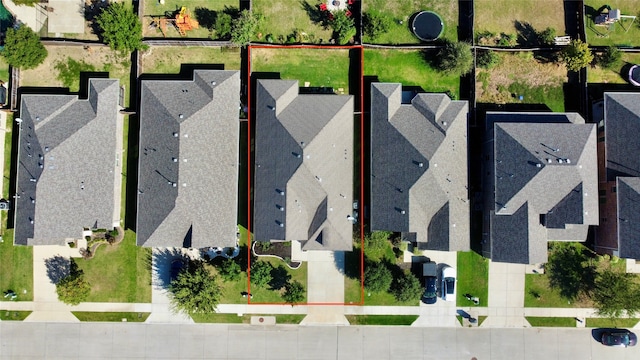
[246,44,365,306]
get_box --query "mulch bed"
[252,241,301,268]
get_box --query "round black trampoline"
[411,11,444,41]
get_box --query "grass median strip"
[526,317,576,327]
[190,313,306,324]
[586,318,639,328]
[0,311,32,321]
[346,315,418,325]
[72,312,150,322]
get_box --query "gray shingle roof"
[14,79,121,245]
[370,83,469,251]
[253,80,354,251]
[617,177,640,259]
[136,70,240,248]
[485,112,598,264]
[604,93,640,180]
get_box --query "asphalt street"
[1,322,639,359]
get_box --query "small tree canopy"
[1,26,47,69]
[364,262,393,293]
[598,46,622,69]
[218,258,242,282]
[56,265,90,306]
[282,280,305,304]
[562,39,593,72]
[215,12,233,40]
[250,260,272,288]
[537,27,556,46]
[363,11,392,41]
[391,272,423,302]
[546,242,596,301]
[330,11,355,45]
[168,260,221,314]
[231,10,260,46]
[96,3,145,53]
[593,266,640,318]
[434,41,473,76]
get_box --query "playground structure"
[594,6,636,33]
[158,6,199,37]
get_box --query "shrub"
[537,27,556,46]
[330,10,355,45]
[1,26,47,69]
[215,13,233,40]
[364,262,393,293]
[363,10,392,41]
[250,261,272,288]
[282,280,305,304]
[218,258,241,282]
[498,33,517,47]
[598,46,621,69]
[434,40,474,76]
[562,39,593,71]
[231,10,261,46]
[477,50,500,69]
[391,272,423,302]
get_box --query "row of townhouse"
[11,69,640,265]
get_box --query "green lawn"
[72,312,150,322]
[0,311,32,321]
[456,315,487,327]
[0,57,9,83]
[191,313,306,324]
[363,0,458,44]
[346,315,418,325]
[0,227,34,302]
[74,230,151,303]
[586,318,639,328]
[584,0,640,47]
[252,0,333,44]
[475,0,566,38]
[143,0,235,38]
[526,317,577,327]
[525,273,592,308]
[251,48,351,93]
[364,49,460,99]
[141,46,241,74]
[457,251,488,307]
[476,52,566,112]
[588,53,640,84]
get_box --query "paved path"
[2,322,640,359]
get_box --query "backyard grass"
[346,315,418,325]
[143,0,235,38]
[586,318,639,328]
[588,52,640,84]
[74,230,152,303]
[457,251,488,307]
[141,46,241,74]
[72,312,150,322]
[362,0,458,44]
[251,48,351,93]
[526,317,577,327]
[191,313,306,324]
[0,227,34,302]
[0,57,9,83]
[364,49,460,99]
[19,46,131,107]
[475,0,566,38]
[476,52,567,112]
[252,0,333,44]
[0,311,32,321]
[525,273,593,308]
[584,0,640,47]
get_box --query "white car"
[441,266,456,302]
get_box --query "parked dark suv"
[421,262,437,304]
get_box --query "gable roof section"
[370,83,469,251]
[604,93,640,180]
[15,79,121,245]
[617,177,640,259]
[136,70,240,248]
[487,113,598,264]
[253,79,354,251]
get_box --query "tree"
[537,27,556,46]
[598,46,621,69]
[231,10,260,46]
[282,280,305,304]
[215,12,233,40]
[13,0,39,6]
[476,50,500,69]
[363,11,392,41]
[364,262,393,293]
[96,3,145,53]
[561,39,593,72]
[55,264,90,305]
[593,266,640,318]
[391,272,423,302]
[434,40,473,76]
[330,10,356,45]
[218,258,241,282]
[546,242,595,301]
[250,260,272,288]
[168,260,221,314]
[1,26,47,69]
